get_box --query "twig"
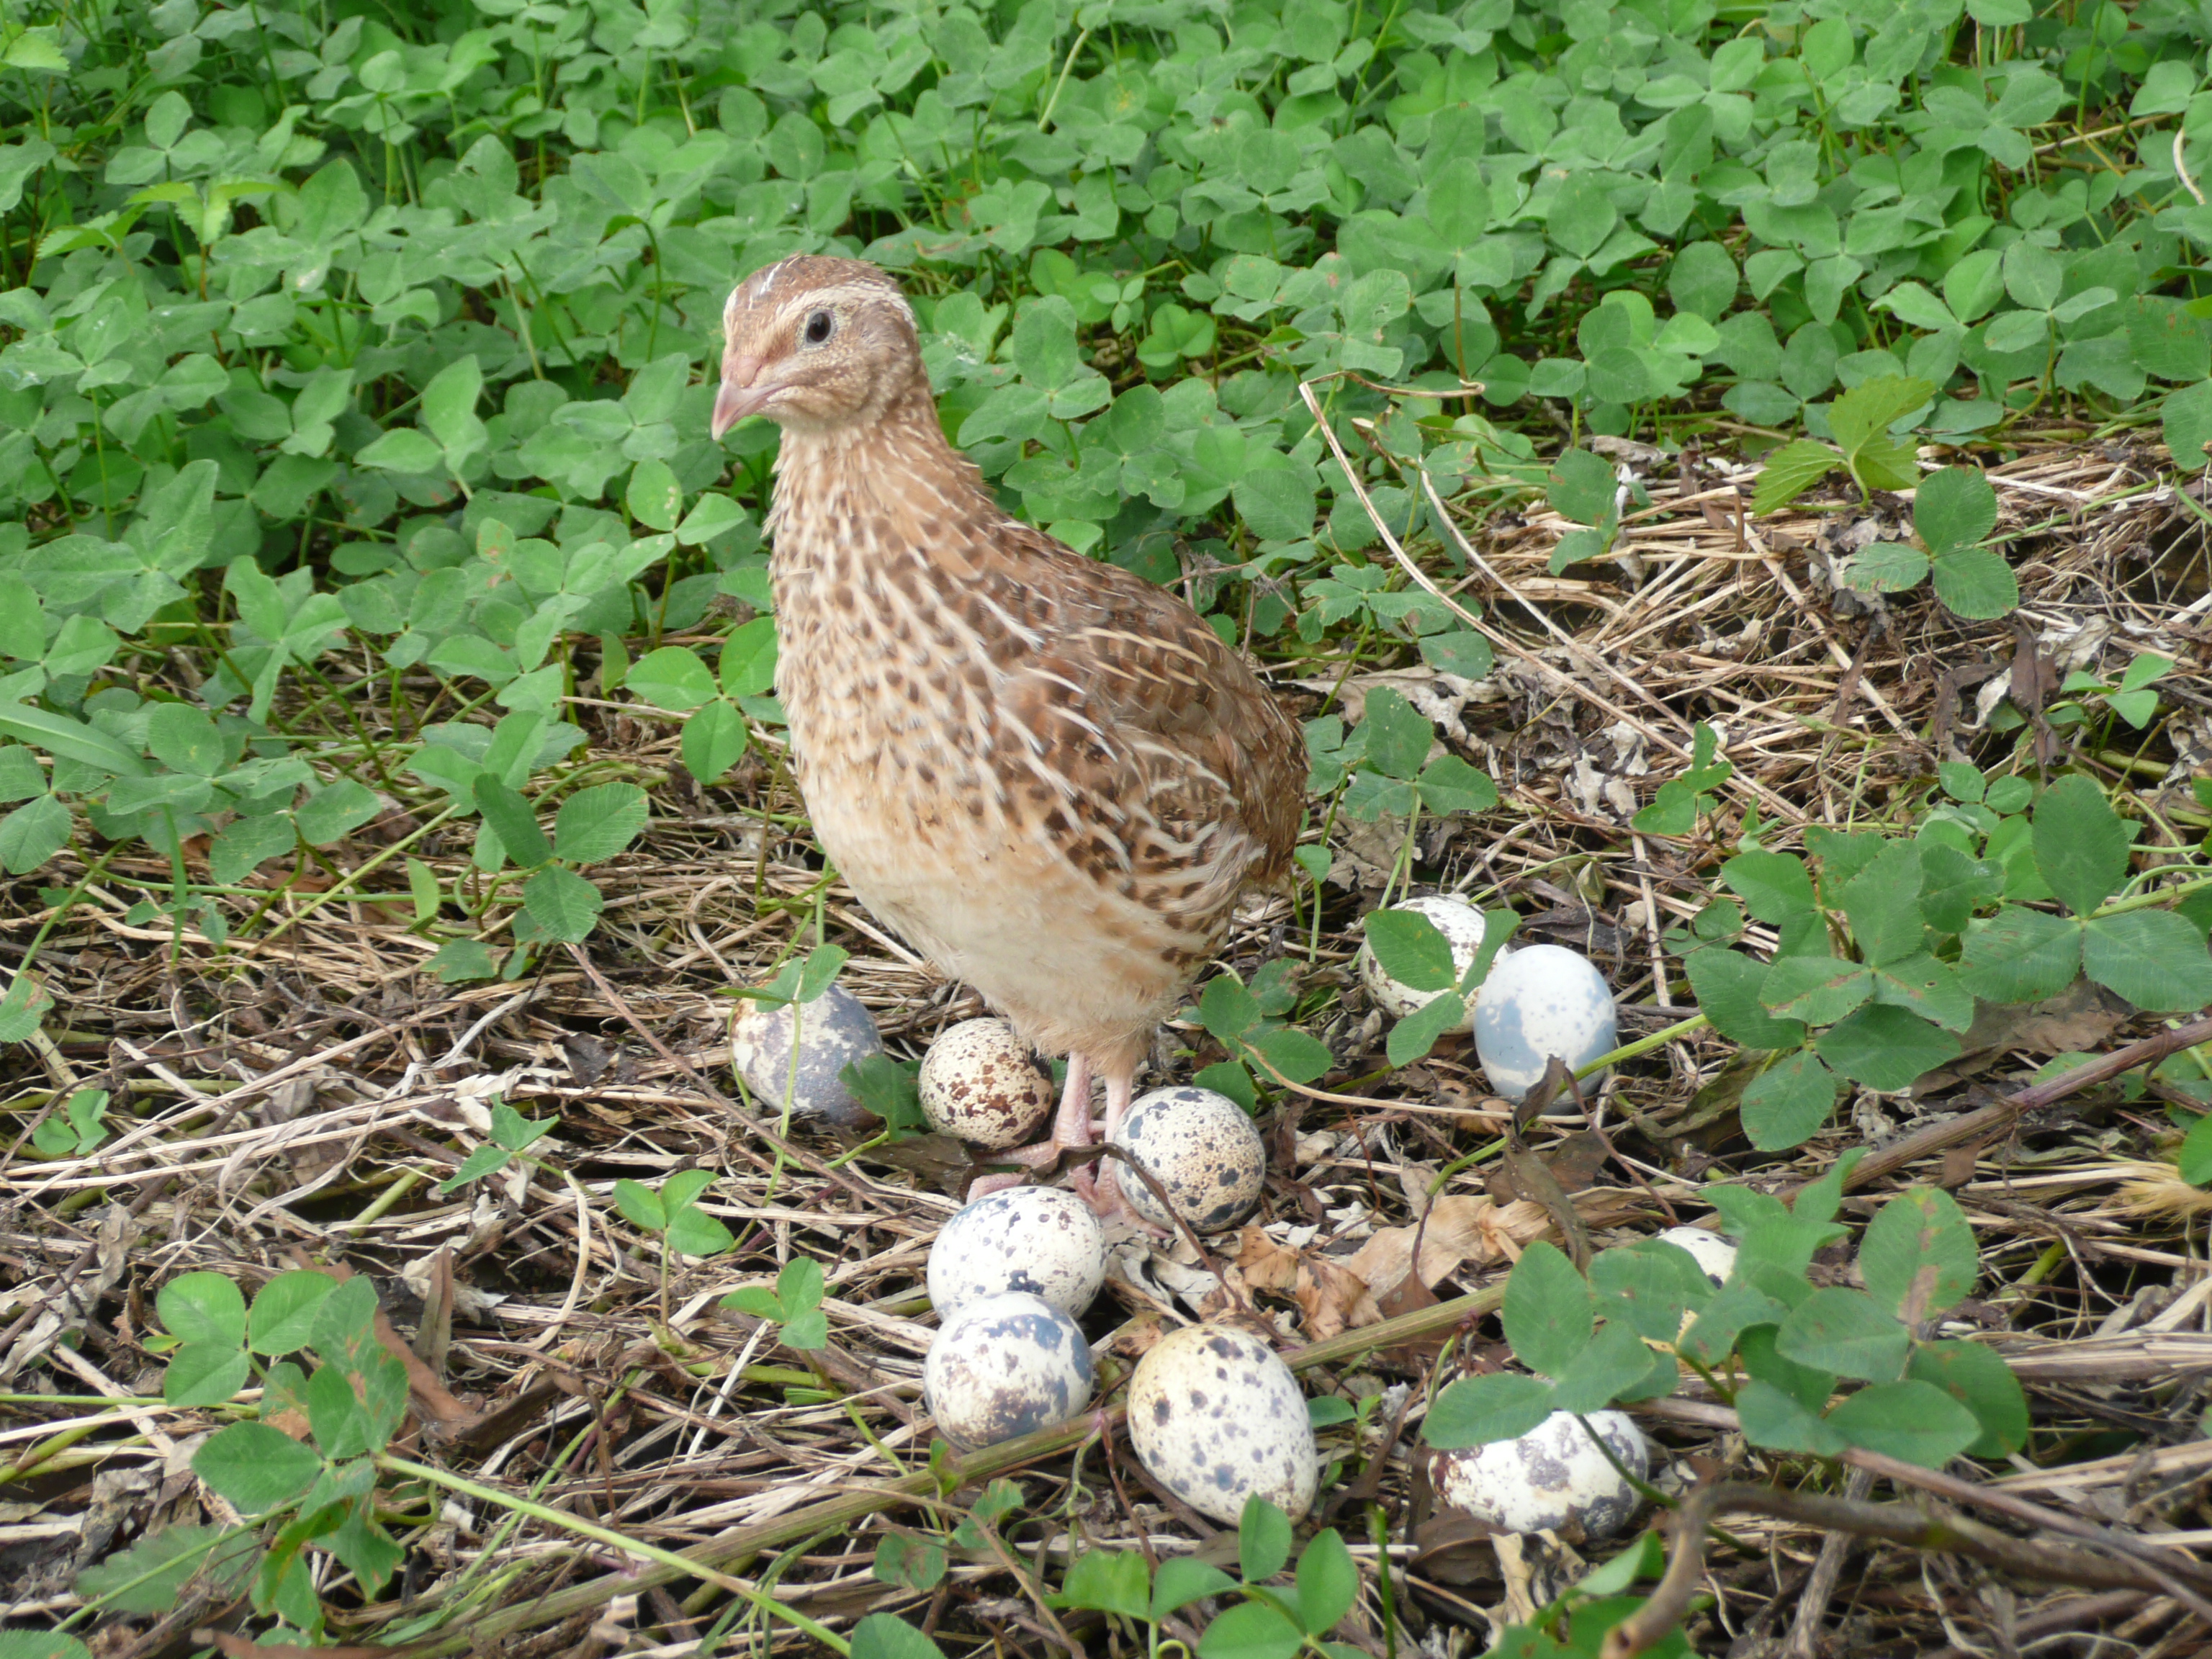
[1635,1398,2212,1607]
[1782,1465,1873,1659]
[2177,128,2205,207]
[1832,1012,2212,1193]
[1600,1480,2198,1659]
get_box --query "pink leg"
[965,1054,1097,1199]
[1053,1052,1094,1149]
[1092,1066,1166,1232]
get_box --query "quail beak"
[710,354,771,440]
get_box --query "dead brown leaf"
[1343,1195,1552,1299]
[1913,980,2130,1092]
[1231,1229,1381,1339]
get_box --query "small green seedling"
[1303,687,1499,826]
[616,1169,734,1321]
[1752,374,1933,511]
[2054,651,2173,732]
[732,941,848,1011]
[1835,464,2017,619]
[1192,961,1334,1110]
[1546,446,1624,574]
[1632,722,1735,837]
[1048,1493,1365,1659]
[721,1256,830,1352]
[124,1271,409,1641]
[438,1099,555,1194]
[32,1086,109,1158]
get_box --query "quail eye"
[804,310,833,345]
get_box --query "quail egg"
[919,1018,1055,1148]
[1653,1225,1736,1287]
[1357,894,1502,1019]
[928,1186,1106,1317]
[923,1291,1094,1450]
[730,984,883,1128]
[1109,1086,1267,1234]
[1128,1323,1316,1524]
[1430,1408,1647,1538]
[1471,944,1618,1102]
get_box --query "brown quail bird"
[711,255,1303,1215]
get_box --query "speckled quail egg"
[1654,1225,1737,1288]
[928,1187,1106,1318]
[1357,894,1503,1019]
[1108,1087,1267,1234]
[919,1018,1054,1148]
[1430,1408,1647,1538]
[1128,1323,1317,1524]
[1471,944,1618,1102]
[923,1291,1094,1450]
[730,984,883,1128]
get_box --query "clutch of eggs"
[729,984,884,1127]
[1470,944,1617,1103]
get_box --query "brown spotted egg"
[729,984,882,1128]
[919,1018,1054,1148]
[1128,1323,1317,1524]
[927,1186,1106,1317]
[1108,1086,1266,1234]
[923,1291,1094,1450]
[1430,1408,1647,1537]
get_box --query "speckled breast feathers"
[716,256,1303,1069]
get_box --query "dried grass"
[4,425,2211,1657]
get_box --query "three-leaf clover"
[721,1256,830,1350]
[1838,466,2015,619]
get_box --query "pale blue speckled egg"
[924,1291,1094,1449]
[1471,944,1617,1102]
[730,984,884,1128]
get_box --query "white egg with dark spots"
[730,984,884,1128]
[923,1291,1093,1450]
[1655,1225,1737,1288]
[1430,1409,1647,1538]
[1357,894,1503,1019]
[919,1018,1054,1148]
[1471,944,1617,1102]
[928,1186,1106,1317]
[1128,1323,1316,1525]
[1109,1087,1266,1234]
